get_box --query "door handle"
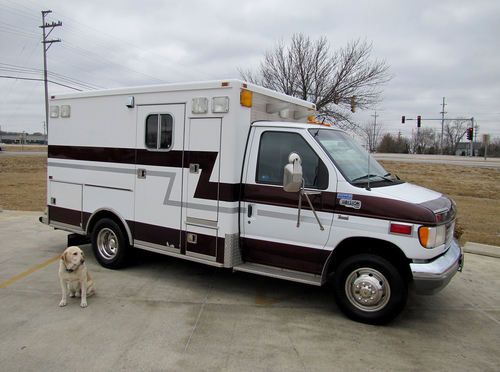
[189,163,200,174]
[247,204,253,218]
[137,169,146,179]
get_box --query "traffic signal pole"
[401,115,475,155]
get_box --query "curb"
[463,242,500,259]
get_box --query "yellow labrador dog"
[59,246,95,308]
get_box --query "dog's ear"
[81,250,85,259]
[61,250,69,264]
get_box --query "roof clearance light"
[240,89,252,108]
[50,105,60,118]
[212,96,229,113]
[192,97,208,114]
[61,105,71,118]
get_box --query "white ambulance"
[41,79,463,324]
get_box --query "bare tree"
[409,128,439,154]
[360,121,384,152]
[240,34,391,131]
[444,119,469,155]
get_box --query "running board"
[233,263,322,286]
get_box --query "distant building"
[455,142,481,156]
[0,132,47,145]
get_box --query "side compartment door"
[241,128,336,275]
[182,117,222,260]
[134,104,185,252]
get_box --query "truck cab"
[237,120,462,323]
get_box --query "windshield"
[310,128,392,185]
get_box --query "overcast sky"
[1,0,499,139]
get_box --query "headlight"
[418,225,446,249]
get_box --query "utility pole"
[40,10,62,137]
[439,97,447,154]
[371,111,378,152]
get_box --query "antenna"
[366,152,371,191]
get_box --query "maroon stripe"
[136,149,183,167]
[334,194,436,225]
[242,184,333,211]
[135,221,181,247]
[49,205,81,227]
[241,237,330,275]
[242,184,437,225]
[49,145,135,164]
[48,145,239,202]
[48,146,441,224]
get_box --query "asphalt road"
[0,210,499,371]
[374,153,500,169]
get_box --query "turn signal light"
[418,225,446,248]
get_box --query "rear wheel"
[91,218,129,269]
[333,254,407,325]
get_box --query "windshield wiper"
[351,174,394,183]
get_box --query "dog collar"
[65,268,75,273]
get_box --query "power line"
[0,62,104,90]
[0,74,82,91]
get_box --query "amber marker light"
[240,89,253,107]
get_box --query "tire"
[333,254,407,325]
[91,218,130,269]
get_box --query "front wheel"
[333,254,407,325]
[91,218,129,269]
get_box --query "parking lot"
[0,210,499,371]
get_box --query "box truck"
[41,79,463,324]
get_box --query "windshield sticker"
[337,193,353,200]
[339,199,362,210]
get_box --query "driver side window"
[256,131,328,189]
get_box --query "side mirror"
[283,152,303,192]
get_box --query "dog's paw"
[59,300,67,307]
[80,301,88,308]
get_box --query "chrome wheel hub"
[345,267,391,312]
[97,228,118,260]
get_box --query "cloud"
[0,0,499,138]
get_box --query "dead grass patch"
[381,161,500,246]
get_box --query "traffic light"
[467,127,473,140]
[417,115,421,128]
[401,115,405,124]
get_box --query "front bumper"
[410,239,463,295]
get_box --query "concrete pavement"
[0,210,499,371]
[464,242,500,259]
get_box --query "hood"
[369,182,442,204]
[334,182,455,225]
